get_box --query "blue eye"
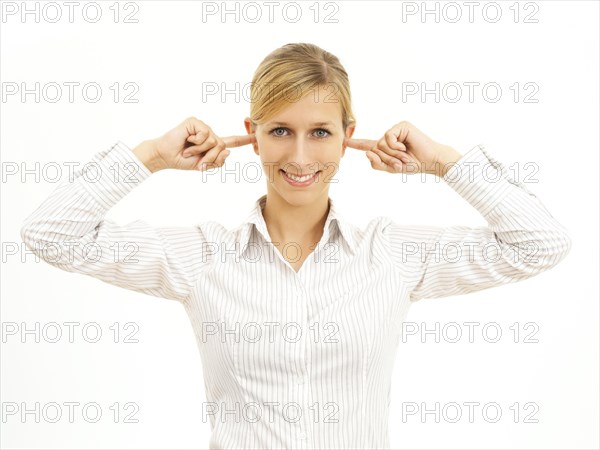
[269,127,331,138]
[271,127,287,137]
[314,128,330,138]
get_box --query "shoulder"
[345,215,405,240]
[354,216,441,269]
[192,220,250,257]
[194,220,234,238]
[339,215,395,255]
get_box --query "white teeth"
[284,171,316,182]
[289,174,312,182]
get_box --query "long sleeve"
[382,144,572,302]
[20,141,210,303]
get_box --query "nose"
[286,136,315,173]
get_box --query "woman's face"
[244,85,355,206]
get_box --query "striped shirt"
[20,141,572,449]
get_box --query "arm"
[19,141,210,303]
[382,144,573,302]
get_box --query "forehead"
[266,85,342,127]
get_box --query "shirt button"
[299,431,307,440]
[296,377,304,385]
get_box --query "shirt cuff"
[442,144,537,217]
[76,140,153,211]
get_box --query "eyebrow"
[267,121,335,127]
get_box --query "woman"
[21,43,572,449]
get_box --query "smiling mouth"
[280,169,322,184]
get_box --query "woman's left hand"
[344,121,462,177]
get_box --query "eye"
[268,127,332,138]
[270,127,288,137]
[314,128,331,138]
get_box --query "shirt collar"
[236,194,356,258]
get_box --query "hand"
[136,117,256,172]
[344,121,462,177]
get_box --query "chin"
[275,188,327,206]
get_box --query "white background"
[1,0,598,449]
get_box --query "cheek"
[322,145,342,163]
[257,147,281,167]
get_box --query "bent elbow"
[517,230,572,275]
[545,230,572,266]
[19,219,64,266]
[559,231,572,257]
[20,220,35,251]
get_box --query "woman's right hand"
[134,116,256,172]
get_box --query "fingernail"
[183,152,190,157]
[393,163,402,171]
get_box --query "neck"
[262,189,330,244]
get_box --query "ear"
[244,117,259,155]
[342,124,356,158]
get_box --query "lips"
[280,169,321,186]
[283,171,315,176]
[281,169,318,182]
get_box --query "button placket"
[294,285,312,448]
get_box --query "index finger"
[223,134,256,148]
[344,138,377,151]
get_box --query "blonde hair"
[249,43,356,131]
